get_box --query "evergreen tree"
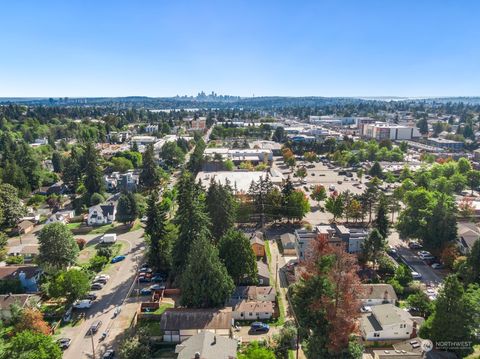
[62,147,82,192]
[116,192,139,224]
[180,236,234,308]
[140,144,160,190]
[419,275,476,357]
[51,151,64,173]
[284,190,310,221]
[218,230,258,284]
[173,171,211,275]
[361,228,386,268]
[83,142,104,199]
[373,195,390,238]
[0,184,25,228]
[206,180,237,242]
[145,193,172,273]
[369,161,383,178]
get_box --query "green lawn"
[129,220,143,232]
[66,222,82,230]
[288,350,296,359]
[138,321,163,337]
[271,293,286,327]
[154,303,174,315]
[89,224,116,234]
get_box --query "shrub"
[6,256,24,265]
[97,246,113,259]
[76,238,87,250]
[88,255,108,272]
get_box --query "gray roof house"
[280,233,296,255]
[175,331,237,359]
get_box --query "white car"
[431,263,444,269]
[95,274,110,281]
[329,185,336,191]
[73,299,92,309]
[411,271,422,280]
[360,306,372,313]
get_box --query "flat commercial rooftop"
[196,170,283,193]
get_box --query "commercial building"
[363,123,421,141]
[427,138,464,151]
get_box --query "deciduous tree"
[37,223,79,271]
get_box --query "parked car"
[111,255,126,263]
[408,242,423,250]
[411,271,422,280]
[103,349,115,359]
[88,321,103,335]
[250,322,270,333]
[91,283,104,290]
[84,293,98,301]
[57,338,72,350]
[93,278,108,285]
[140,288,152,295]
[337,180,343,184]
[149,284,166,291]
[431,263,444,269]
[138,276,151,283]
[329,185,336,191]
[73,299,92,309]
[360,306,372,313]
[95,274,110,281]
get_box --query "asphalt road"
[61,230,145,359]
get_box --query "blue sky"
[0,0,479,97]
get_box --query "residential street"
[61,229,145,359]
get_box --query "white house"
[232,300,274,321]
[360,304,423,341]
[45,213,67,225]
[87,203,116,226]
[360,284,398,306]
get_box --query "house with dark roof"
[360,304,423,341]
[175,332,237,359]
[229,286,276,305]
[360,284,398,306]
[159,308,232,343]
[0,266,41,293]
[256,260,270,286]
[87,203,116,226]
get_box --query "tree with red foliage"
[15,308,51,335]
[291,235,363,357]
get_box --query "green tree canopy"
[37,223,79,271]
[7,330,62,359]
[180,236,234,308]
[139,144,160,190]
[218,230,258,284]
[48,269,90,304]
[116,192,139,224]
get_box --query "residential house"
[256,260,270,286]
[228,286,276,306]
[360,284,398,306]
[87,203,116,226]
[456,221,480,255]
[250,232,265,257]
[334,224,368,254]
[45,213,67,225]
[280,233,296,255]
[17,220,35,235]
[0,294,39,320]
[118,172,139,192]
[8,245,39,263]
[46,181,68,196]
[159,308,232,343]
[232,300,274,321]
[20,210,40,224]
[0,266,42,293]
[175,332,237,359]
[104,175,118,192]
[360,304,423,341]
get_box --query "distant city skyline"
[1,0,479,97]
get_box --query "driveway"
[61,229,145,359]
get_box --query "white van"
[73,299,92,309]
[101,234,117,244]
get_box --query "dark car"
[91,283,104,290]
[57,338,71,350]
[140,288,152,295]
[93,278,108,285]
[138,276,151,283]
[103,349,115,359]
[250,322,270,333]
[84,293,98,301]
[88,321,103,335]
[152,275,165,283]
